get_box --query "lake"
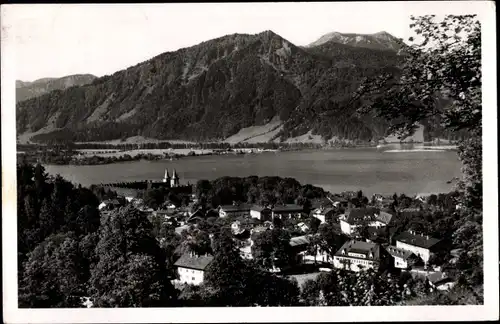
[43,148,462,196]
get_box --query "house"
[333,240,384,272]
[271,204,303,219]
[384,245,421,269]
[311,207,335,224]
[173,252,214,286]
[98,199,123,211]
[427,271,456,291]
[395,230,441,264]
[154,209,177,219]
[339,207,394,236]
[290,235,330,264]
[250,205,272,221]
[297,222,309,232]
[218,203,251,218]
[239,239,253,260]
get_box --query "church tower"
[163,169,171,184]
[171,169,180,188]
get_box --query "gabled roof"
[345,207,380,224]
[289,235,311,247]
[335,240,381,261]
[313,207,335,215]
[384,245,414,260]
[395,231,441,249]
[376,210,394,225]
[250,205,271,212]
[219,204,252,212]
[272,204,303,213]
[174,252,213,271]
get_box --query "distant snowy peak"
[307,31,405,52]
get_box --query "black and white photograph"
[1,1,498,323]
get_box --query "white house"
[271,204,303,219]
[384,245,420,269]
[218,203,251,218]
[250,205,272,221]
[290,235,330,264]
[395,230,441,264]
[173,252,214,286]
[339,207,394,236]
[333,240,382,272]
[98,199,122,211]
[311,207,335,224]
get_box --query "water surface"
[43,148,462,196]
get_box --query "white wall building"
[384,245,419,269]
[219,204,251,218]
[333,240,382,272]
[174,252,214,286]
[311,207,335,224]
[250,206,272,221]
[395,230,441,264]
[339,208,394,236]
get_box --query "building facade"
[218,203,251,218]
[395,230,441,264]
[311,207,335,224]
[174,252,214,286]
[333,240,382,272]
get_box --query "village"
[97,169,462,295]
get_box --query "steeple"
[163,169,171,183]
[170,169,180,187]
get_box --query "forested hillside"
[17,31,406,143]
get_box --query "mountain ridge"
[307,31,406,52]
[16,30,455,144]
[16,74,97,103]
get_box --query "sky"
[1,2,491,81]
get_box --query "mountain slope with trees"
[17,31,407,143]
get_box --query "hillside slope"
[17,31,404,144]
[16,74,97,103]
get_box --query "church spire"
[163,169,170,183]
[172,169,179,179]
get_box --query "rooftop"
[219,203,252,212]
[335,239,381,261]
[272,204,303,213]
[289,235,311,247]
[345,207,380,223]
[313,207,335,215]
[376,210,394,225]
[174,252,214,271]
[384,245,414,260]
[395,231,441,249]
[250,205,272,212]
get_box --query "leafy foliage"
[355,14,483,288]
[89,205,178,307]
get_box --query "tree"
[354,15,482,288]
[252,228,294,271]
[318,223,347,259]
[203,227,249,306]
[89,205,177,307]
[19,232,86,308]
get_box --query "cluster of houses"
[97,174,454,292]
